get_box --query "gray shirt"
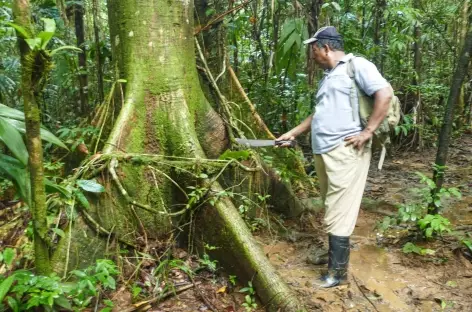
[311,53,389,154]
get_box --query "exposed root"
[108,158,160,214]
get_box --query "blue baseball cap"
[303,26,342,45]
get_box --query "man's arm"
[276,113,313,145]
[344,86,393,149]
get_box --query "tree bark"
[432,9,472,212]
[13,0,51,275]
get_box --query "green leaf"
[52,228,66,238]
[321,3,331,9]
[462,239,472,252]
[77,179,105,193]
[417,218,428,229]
[219,149,251,161]
[132,286,142,298]
[448,187,462,199]
[4,118,68,150]
[74,190,90,209]
[0,117,29,165]
[205,8,216,16]
[41,18,56,33]
[70,270,87,278]
[402,242,420,254]
[44,179,71,198]
[425,227,433,238]
[331,2,341,11]
[0,275,16,302]
[394,126,401,136]
[6,22,30,39]
[6,296,19,312]
[420,248,435,255]
[3,248,15,266]
[25,38,41,50]
[54,295,72,311]
[0,104,25,120]
[50,45,83,56]
[0,154,30,205]
[37,31,54,49]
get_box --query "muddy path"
[257,134,472,312]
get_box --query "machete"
[235,138,296,148]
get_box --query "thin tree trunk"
[432,10,472,212]
[373,0,386,68]
[456,0,469,128]
[74,2,88,115]
[13,0,51,275]
[92,0,104,104]
[412,0,423,148]
[307,0,323,87]
[56,0,69,26]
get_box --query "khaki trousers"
[314,143,371,237]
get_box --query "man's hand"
[344,129,373,150]
[276,133,296,147]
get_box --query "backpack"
[346,56,401,170]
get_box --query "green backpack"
[346,56,401,170]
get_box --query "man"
[277,26,392,288]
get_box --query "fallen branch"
[122,282,201,312]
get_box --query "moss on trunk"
[13,0,51,275]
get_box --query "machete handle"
[275,140,296,148]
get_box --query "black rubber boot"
[313,235,350,288]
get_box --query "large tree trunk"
[51,1,305,310]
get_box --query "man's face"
[310,44,329,68]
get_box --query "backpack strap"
[346,57,357,122]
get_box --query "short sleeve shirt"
[311,53,389,154]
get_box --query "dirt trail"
[259,134,472,312]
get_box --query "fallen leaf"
[217,286,227,294]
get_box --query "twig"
[122,282,201,312]
[192,279,218,312]
[352,274,380,312]
[194,0,256,35]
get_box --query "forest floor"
[2,135,471,312]
[144,133,472,312]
